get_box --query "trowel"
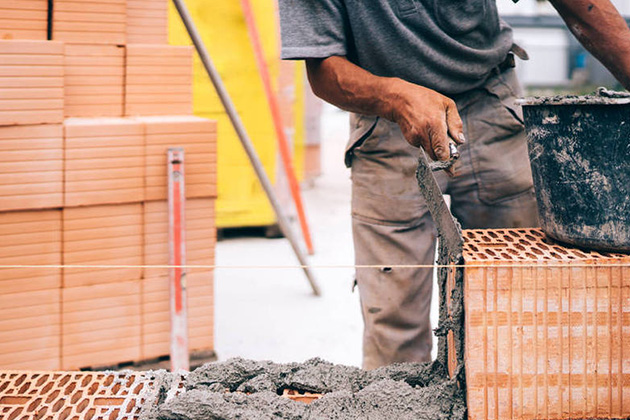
[416,142,465,383]
[418,141,464,258]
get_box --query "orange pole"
[239,0,315,255]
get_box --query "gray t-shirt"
[279,0,515,95]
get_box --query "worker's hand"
[384,79,466,161]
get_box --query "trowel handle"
[428,141,460,172]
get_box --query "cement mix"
[141,358,466,420]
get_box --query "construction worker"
[278,0,630,370]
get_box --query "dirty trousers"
[346,68,539,370]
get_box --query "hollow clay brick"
[461,228,630,420]
[0,288,60,370]
[0,124,63,211]
[0,1,48,40]
[144,198,216,278]
[126,0,168,44]
[135,116,217,200]
[142,271,215,359]
[0,40,64,126]
[64,44,125,117]
[62,203,143,288]
[53,0,126,45]
[125,45,193,116]
[0,210,61,293]
[0,370,163,419]
[61,279,141,370]
[64,118,144,207]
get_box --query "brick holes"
[463,228,629,262]
[0,371,157,419]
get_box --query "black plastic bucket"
[521,94,630,253]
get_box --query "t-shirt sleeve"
[278,0,349,60]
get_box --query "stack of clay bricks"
[459,228,630,420]
[0,0,217,371]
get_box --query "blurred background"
[498,0,630,92]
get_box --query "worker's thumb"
[445,102,466,145]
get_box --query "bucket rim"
[518,88,630,106]
[518,96,630,106]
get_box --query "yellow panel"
[170,0,293,228]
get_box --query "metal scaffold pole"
[171,0,321,296]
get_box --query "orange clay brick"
[126,0,168,44]
[0,124,63,211]
[61,280,141,370]
[142,271,215,359]
[0,370,315,418]
[125,45,193,116]
[461,228,630,420]
[0,40,64,126]
[52,0,126,45]
[64,118,144,207]
[0,370,167,419]
[0,210,61,293]
[135,116,217,200]
[0,1,48,40]
[64,44,125,117]
[62,204,143,288]
[144,198,216,278]
[0,288,60,370]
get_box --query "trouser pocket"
[344,113,380,168]
[466,68,534,205]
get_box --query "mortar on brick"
[141,358,466,420]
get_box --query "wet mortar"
[139,358,466,420]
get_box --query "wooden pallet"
[75,349,217,372]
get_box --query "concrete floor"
[214,104,439,367]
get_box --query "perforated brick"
[0,370,169,419]
[461,228,630,420]
[0,370,320,418]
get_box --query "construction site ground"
[214,104,441,367]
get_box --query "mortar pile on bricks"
[0,0,217,371]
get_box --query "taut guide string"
[0,263,629,269]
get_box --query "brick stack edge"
[0,0,217,370]
[459,228,630,420]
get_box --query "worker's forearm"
[305,56,465,161]
[550,0,630,89]
[305,56,398,120]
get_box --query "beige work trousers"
[346,68,539,370]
